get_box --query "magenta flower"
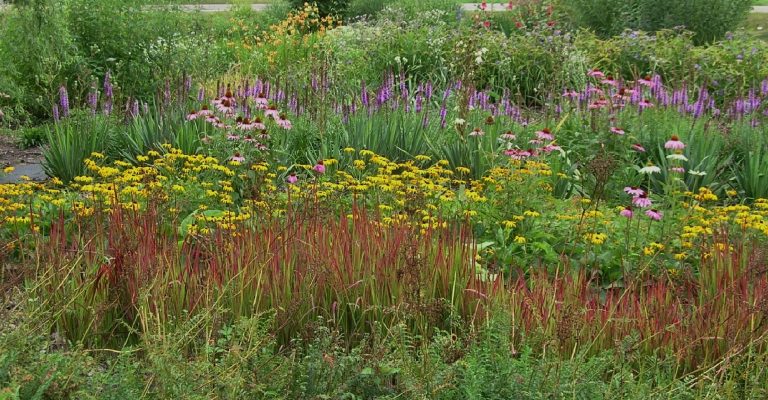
[277,115,292,130]
[588,69,605,79]
[230,153,245,163]
[601,75,618,86]
[631,143,646,152]
[610,127,625,135]
[265,106,280,120]
[286,173,298,184]
[645,209,663,221]
[198,105,213,116]
[541,144,562,153]
[638,75,653,87]
[664,135,685,150]
[632,193,652,208]
[313,161,326,174]
[535,128,554,141]
[186,110,199,121]
[500,131,517,141]
[620,207,634,219]
[638,98,655,108]
[624,186,645,196]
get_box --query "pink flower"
[645,209,663,221]
[664,135,685,150]
[638,98,655,108]
[541,144,562,153]
[243,135,257,143]
[500,131,517,141]
[252,117,266,130]
[264,106,280,120]
[197,105,213,116]
[480,1,487,10]
[254,93,269,109]
[186,110,199,121]
[230,153,245,163]
[313,160,326,174]
[286,173,298,184]
[620,207,634,219]
[637,75,653,87]
[670,167,685,174]
[632,193,652,208]
[631,143,646,152]
[624,186,645,196]
[469,127,485,137]
[610,127,625,135]
[535,128,554,141]
[601,75,618,86]
[277,115,292,130]
[227,133,240,140]
[588,69,605,79]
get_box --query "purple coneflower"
[277,114,292,130]
[610,127,625,135]
[286,173,298,184]
[624,186,644,196]
[632,193,652,208]
[264,106,280,120]
[535,128,554,141]
[227,133,240,140]
[645,209,663,221]
[588,69,605,79]
[664,135,685,150]
[186,110,198,121]
[469,127,485,137]
[230,153,245,163]
[500,131,517,141]
[620,207,634,219]
[631,143,646,152]
[313,160,326,174]
[670,167,686,174]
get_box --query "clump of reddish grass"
[30,204,768,371]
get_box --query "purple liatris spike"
[439,102,447,129]
[58,85,70,118]
[103,71,113,99]
[87,87,98,115]
[197,87,205,102]
[52,104,60,122]
[184,75,192,94]
[131,99,139,118]
[103,98,113,116]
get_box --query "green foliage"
[43,112,115,182]
[558,0,753,44]
[289,0,350,18]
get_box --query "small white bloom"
[666,154,688,162]
[454,118,466,126]
[639,165,661,175]
[475,56,483,65]
[688,170,707,176]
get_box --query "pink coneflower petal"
[313,161,326,174]
[610,127,625,135]
[624,186,645,197]
[620,207,634,219]
[286,173,298,184]
[664,135,686,150]
[631,143,646,152]
[632,193,652,208]
[645,209,663,221]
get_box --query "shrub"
[289,0,350,18]
[558,0,753,44]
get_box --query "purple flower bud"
[58,85,70,118]
[53,104,60,122]
[103,71,113,99]
[197,87,205,102]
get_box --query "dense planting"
[2,1,768,399]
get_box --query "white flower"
[639,165,661,174]
[688,170,707,176]
[454,118,466,126]
[666,154,688,162]
[475,56,483,65]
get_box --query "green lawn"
[755,0,768,6]
[744,12,768,40]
